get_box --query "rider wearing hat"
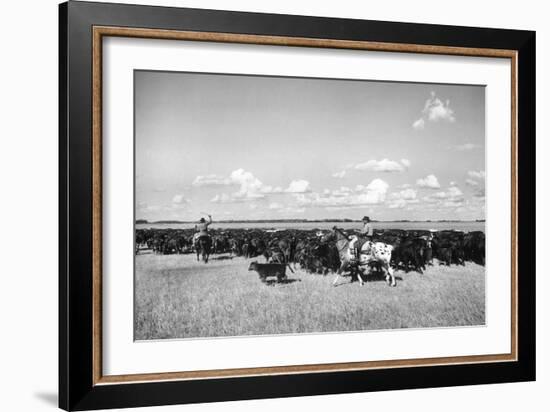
[352,216,374,259]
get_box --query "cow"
[248,261,291,283]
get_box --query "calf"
[248,261,289,283]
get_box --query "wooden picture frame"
[59,1,535,410]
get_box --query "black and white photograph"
[134,71,487,340]
[0,0,542,410]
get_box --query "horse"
[194,234,212,263]
[323,226,396,287]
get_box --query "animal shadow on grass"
[348,271,403,284]
[263,278,301,286]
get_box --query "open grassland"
[135,252,485,340]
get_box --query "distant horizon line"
[136,218,486,224]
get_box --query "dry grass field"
[134,251,485,340]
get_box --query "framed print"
[59,1,535,410]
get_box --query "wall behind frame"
[0,0,546,412]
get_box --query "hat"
[362,216,370,222]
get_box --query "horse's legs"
[201,242,208,263]
[386,263,396,287]
[382,263,390,285]
[356,265,364,286]
[333,261,348,286]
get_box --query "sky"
[135,70,485,222]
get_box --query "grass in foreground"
[134,252,485,340]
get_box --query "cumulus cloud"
[357,179,390,203]
[192,174,233,187]
[423,186,464,207]
[465,170,485,198]
[260,185,283,194]
[329,186,352,197]
[416,174,441,189]
[433,186,463,199]
[172,194,187,204]
[387,188,419,209]
[332,170,347,178]
[207,169,283,202]
[295,179,389,208]
[354,158,410,173]
[424,91,456,122]
[412,118,425,130]
[285,179,312,193]
[206,169,312,203]
[467,170,486,180]
[413,91,456,130]
[228,169,266,200]
[392,188,417,200]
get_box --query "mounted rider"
[193,214,212,245]
[350,216,374,260]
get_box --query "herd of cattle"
[135,227,485,274]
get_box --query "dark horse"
[195,235,212,263]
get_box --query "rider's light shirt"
[195,216,212,237]
[362,222,373,237]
